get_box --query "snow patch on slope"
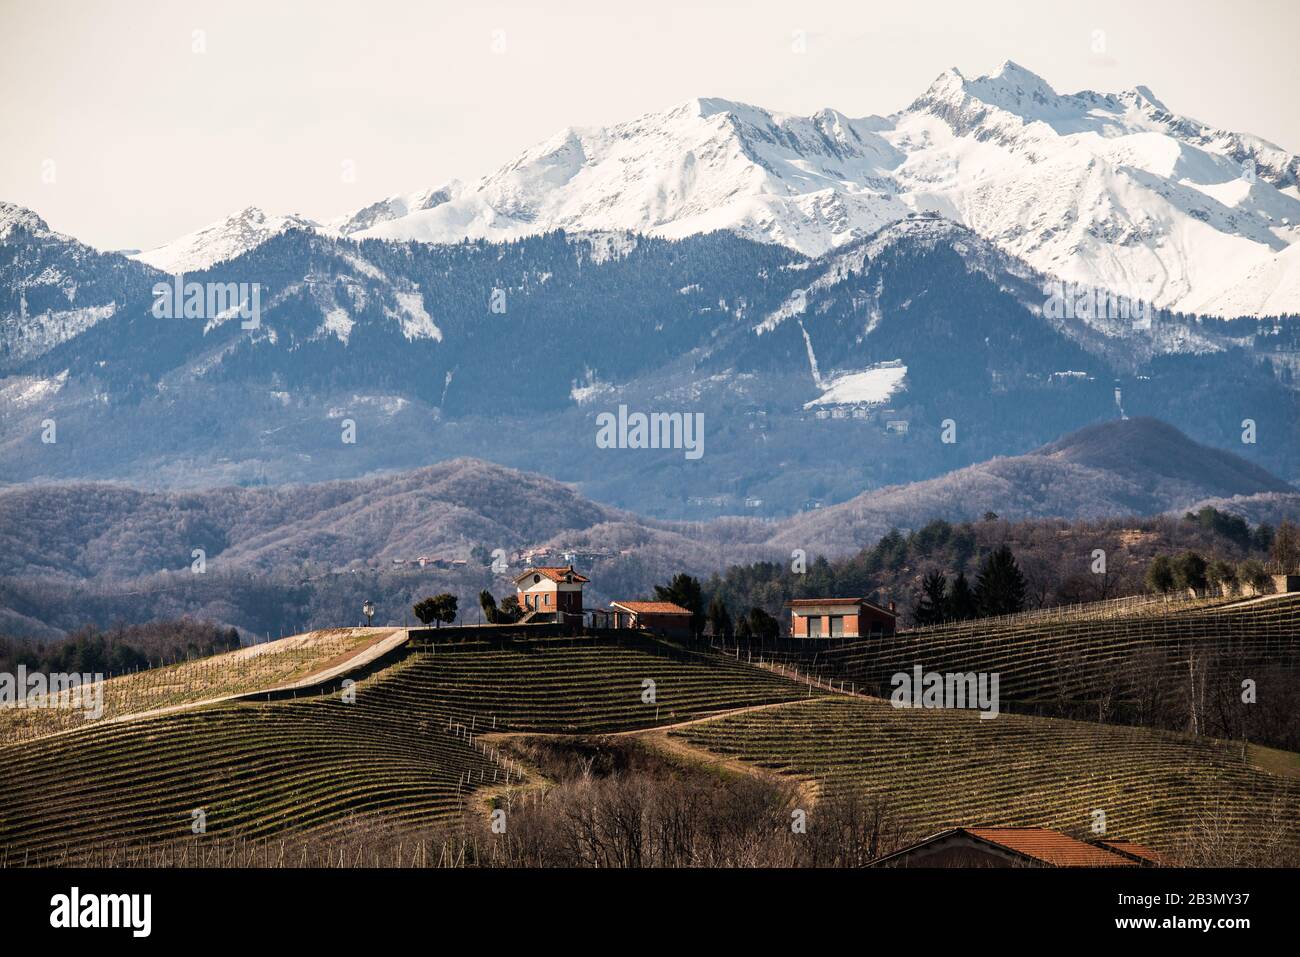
[804,361,907,408]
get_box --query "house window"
[830,616,844,638]
[807,616,822,638]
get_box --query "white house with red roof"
[513,565,589,621]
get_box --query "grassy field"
[672,695,1300,855]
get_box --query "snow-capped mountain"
[358,96,909,254]
[0,201,158,368]
[132,206,326,274]
[342,61,1300,318]
[329,182,461,236]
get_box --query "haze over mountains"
[0,417,1294,640]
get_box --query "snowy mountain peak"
[962,59,1062,115]
[125,62,1300,317]
[912,60,1083,131]
[131,206,323,274]
[331,181,461,236]
[691,95,755,119]
[1126,84,1168,112]
[0,201,54,240]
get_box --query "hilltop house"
[608,600,693,638]
[869,827,1164,868]
[513,565,589,622]
[785,597,896,638]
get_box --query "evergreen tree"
[1172,551,1208,596]
[478,590,498,624]
[414,593,458,627]
[947,572,978,621]
[1237,559,1272,595]
[498,595,523,623]
[746,607,780,641]
[412,596,439,626]
[705,596,733,639]
[974,545,1027,617]
[912,570,948,626]
[654,573,705,638]
[1206,559,1238,596]
[1145,555,1175,595]
[1253,523,1274,554]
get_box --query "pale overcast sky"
[2,0,1297,251]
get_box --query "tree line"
[0,619,241,676]
[1144,518,1299,596]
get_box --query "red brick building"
[514,565,589,620]
[785,597,896,638]
[609,600,694,638]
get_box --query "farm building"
[785,597,896,638]
[870,827,1162,868]
[513,565,589,622]
[608,600,694,638]
[1093,840,1169,866]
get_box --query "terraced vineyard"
[0,694,503,865]
[0,634,811,862]
[377,635,819,732]
[760,595,1300,711]
[0,627,396,746]
[673,695,1300,853]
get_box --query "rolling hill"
[2,604,1296,866]
[0,417,1293,639]
[768,417,1294,553]
[0,630,814,863]
[674,695,1300,859]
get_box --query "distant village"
[390,546,621,570]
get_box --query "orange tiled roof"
[965,828,1138,867]
[610,600,692,616]
[1094,840,1168,866]
[514,565,590,584]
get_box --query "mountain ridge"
[1,416,1287,581]
[119,60,1300,317]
